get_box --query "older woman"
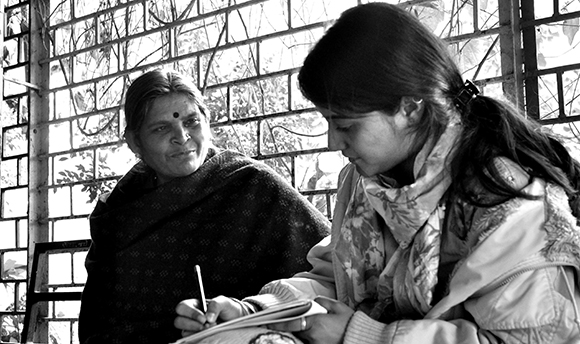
[78,69,330,344]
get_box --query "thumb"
[206,296,243,323]
[313,295,345,314]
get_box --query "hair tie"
[453,80,480,111]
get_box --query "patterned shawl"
[79,149,329,344]
[334,118,462,320]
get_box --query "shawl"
[334,117,461,321]
[79,149,329,344]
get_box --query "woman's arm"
[241,164,360,310]
[343,265,579,344]
[243,235,337,309]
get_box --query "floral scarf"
[334,116,462,320]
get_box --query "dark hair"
[124,69,209,136]
[298,3,464,159]
[298,3,580,212]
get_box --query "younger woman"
[174,4,580,343]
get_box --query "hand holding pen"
[175,267,251,336]
[174,265,214,336]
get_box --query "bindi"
[173,112,179,118]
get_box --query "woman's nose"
[327,129,345,151]
[171,126,191,144]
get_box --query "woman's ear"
[399,96,425,125]
[125,130,142,156]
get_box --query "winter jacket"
[246,161,580,344]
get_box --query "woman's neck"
[386,164,415,186]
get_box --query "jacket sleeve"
[344,313,483,344]
[243,235,337,309]
[343,265,579,344]
[241,162,331,284]
[243,165,354,309]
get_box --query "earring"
[412,97,423,104]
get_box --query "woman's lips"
[170,149,195,158]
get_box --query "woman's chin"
[354,164,372,177]
[159,165,202,182]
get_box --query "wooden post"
[28,0,51,342]
[498,0,525,111]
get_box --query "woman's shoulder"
[491,157,531,189]
[209,149,296,186]
[211,148,262,166]
[205,149,263,172]
[449,157,579,248]
[445,157,541,246]
[337,163,359,186]
[95,161,155,207]
[461,156,534,204]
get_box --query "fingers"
[175,299,205,320]
[174,296,244,331]
[204,296,226,323]
[299,316,308,332]
[174,297,227,322]
[174,315,206,333]
[181,329,196,338]
[269,298,353,344]
[267,316,311,333]
[314,296,350,314]
[206,295,247,323]
[174,299,207,332]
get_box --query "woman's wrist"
[230,298,259,316]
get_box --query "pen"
[195,264,208,313]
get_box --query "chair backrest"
[21,239,92,344]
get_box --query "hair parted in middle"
[123,69,209,138]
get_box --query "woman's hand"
[174,296,245,337]
[267,296,354,344]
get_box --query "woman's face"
[127,93,211,185]
[319,106,419,179]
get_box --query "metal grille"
[1,0,580,343]
[522,0,580,161]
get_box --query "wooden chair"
[21,239,92,344]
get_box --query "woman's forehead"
[143,94,200,123]
[149,94,199,114]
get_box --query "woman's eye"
[154,125,167,132]
[184,118,200,127]
[331,120,352,133]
